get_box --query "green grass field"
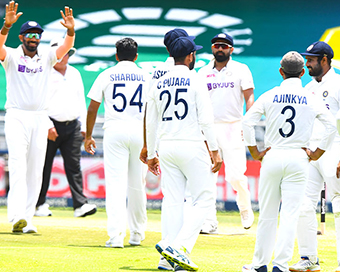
[0,207,337,272]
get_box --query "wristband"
[3,23,12,29]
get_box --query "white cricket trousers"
[253,149,309,272]
[5,108,49,225]
[159,140,215,253]
[205,121,251,225]
[296,141,340,264]
[103,120,147,240]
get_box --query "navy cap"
[20,21,44,34]
[300,41,334,59]
[211,33,233,46]
[164,28,190,48]
[169,36,203,58]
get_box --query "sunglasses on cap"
[24,33,42,39]
[212,42,232,49]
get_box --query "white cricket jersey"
[146,65,218,159]
[243,78,336,150]
[149,57,174,90]
[305,67,340,145]
[198,59,254,123]
[47,65,87,132]
[1,45,58,111]
[87,61,149,128]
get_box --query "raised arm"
[56,6,75,59]
[0,1,23,61]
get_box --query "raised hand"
[4,1,23,26]
[60,6,75,31]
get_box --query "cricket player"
[147,36,222,271]
[0,0,75,233]
[242,51,336,272]
[198,32,255,232]
[139,28,192,165]
[290,41,340,272]
[85,38,148,248]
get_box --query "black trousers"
[36,119,87,209]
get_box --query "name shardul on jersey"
[273,94,307,104]
[157,77,190,89]
[109,73,145,82]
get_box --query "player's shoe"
[158,256,175,270]
[272,266,283,272]
[74,203,97,217]
[240,208,254,229]
[105,234,124,248]
[23,224,37,233]
[161,245,198,271]
[200,222,218,234]
[289,257,320,271]
[35,203,52,217]
[242,264,267,272]
[12,218,27,233]
[156,240,170,255]
[129,231,145,246]
[174,264,188,271]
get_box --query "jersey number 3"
[112,83,143,113]
[279,105,296,138]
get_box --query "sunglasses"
[212,43,231,49]
[24,33,41,39]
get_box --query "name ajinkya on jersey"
[273,94,307,104]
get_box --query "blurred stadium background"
[0,0,339,210]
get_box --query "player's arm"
[0,1,23,61]
[195,80,222,173]
[242,93,270,161]
[56,6,75,60]
[84,99,100,155]
[146,95,160,176]
[139,103,148,164]
[243,88,254,112]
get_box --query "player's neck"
[214,60,228,71]
[21,45,37,58]
[315,66,331,82]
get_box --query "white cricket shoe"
[105,234,124,248]
[241,208,254,229]
[174,264,188,271]
[35,203,52,216]
[289,257,320,271]
[129,231,145,246]
[23,224,37,233]
[200,222,218,234]
[74,203,97,217]
[158,256,175,270]
[242,264,267,272]
[161,245,198,271]
[12,218,27,233]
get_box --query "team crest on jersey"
[323,90,328,97]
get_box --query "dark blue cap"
[211,33,233,46]
[300,41,334,59]
[19,21,44,34]
[164,28,191,48]
[169,36,203,58]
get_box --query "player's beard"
[189,54,196,70]
[214,51,230,62]
[23,38,39,52]
[307,62,323,77]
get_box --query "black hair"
[116,38,138,61]
[282,70,302,78]
[173,55,187,63]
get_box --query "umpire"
[35,38,96,218]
